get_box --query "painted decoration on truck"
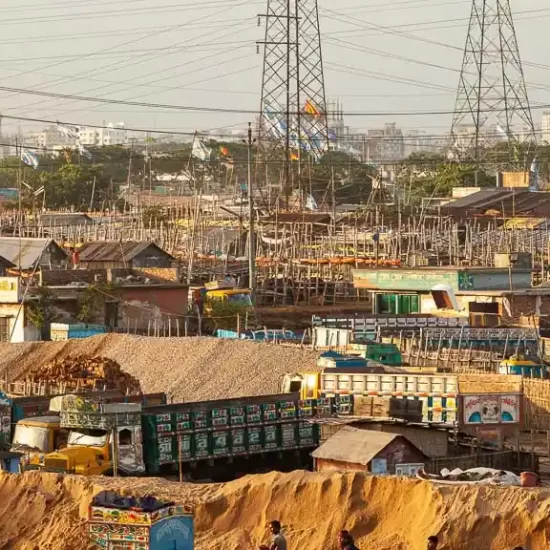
[463,394,520,425]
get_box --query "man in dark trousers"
[338,530,359,550]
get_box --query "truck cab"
[41,396,145,476]
[11,416,68,469]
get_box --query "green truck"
[26,393,334,479]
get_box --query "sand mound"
[1,470,549,549]
[0,334,319,401]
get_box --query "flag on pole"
[304,99,321,117]
[219,146,230,157]
[290,151,299,161]
[21,147,39,169]
[57,122,80,139]
[77,142,93,160]
[192,139,212,161]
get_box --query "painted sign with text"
[463,394,520,425]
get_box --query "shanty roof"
[443,189,550,219]
[312,427,425,465]
[0,237,66,270]
[78,241,174,263]
[40,213,93,226]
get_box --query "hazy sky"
[0,0,548,139]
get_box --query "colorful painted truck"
[8,392,166,468]
[89,492,194,550]
[29,393,331,476]
[282,371,459,424]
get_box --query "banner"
[463,394,520,425]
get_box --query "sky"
[0,0,548,140]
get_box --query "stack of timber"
[21,356,141,396]
[523,379,550,430]
[353,396,423,423]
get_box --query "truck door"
[116,426,145,474]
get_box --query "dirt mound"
[1,470,549,549]
[0,334,319,401]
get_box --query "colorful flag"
[21,147,39,169]
[304,99,321,117]
[192,139,212,161]
[290,151,299,161]
[57,122,80,139]
[219,146,230,157]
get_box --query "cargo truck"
[282,370,459,424]
[25,392,335,479]
[9,392,166,469]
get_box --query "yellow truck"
[15,395,145,476]
[10,416,67,468]
[202,281,253,314]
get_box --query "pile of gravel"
[0,334,321,402]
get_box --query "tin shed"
[312,427,427,475]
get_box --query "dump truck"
[282,370,459,424]
[24,392,338,477]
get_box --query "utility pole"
[246,122,256,290]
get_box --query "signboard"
[0,278,20,304]
[371,458,388,475]
[463,394,520,425]
[395,463,425,477]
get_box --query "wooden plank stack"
[26,356,141,395]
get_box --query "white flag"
[77,142,93,160]
[57,122,80,139]
[192,139,211,162]
[21,147,39,169]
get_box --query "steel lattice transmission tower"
[258,0,330,192]
[450,0,536,170]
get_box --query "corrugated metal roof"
[78,241,173,263]
[445,190,550,218]
[40,213,93,226]
[312,427,407,465]
[0,237,65,270]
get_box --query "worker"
[338,530,359,550]
[427,535,439,550]
[259,520,287,550]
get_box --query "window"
[118,429,133,446]
[0,317,11,342]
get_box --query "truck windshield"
[227,293,252,307]
[68,429,108,448]
[12,425,49,452]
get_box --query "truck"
[282,370,459,424]
[8,392,167,468]
[24,392,337,478]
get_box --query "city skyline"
[0,0,548,142]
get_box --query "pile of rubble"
[26,355,141,394]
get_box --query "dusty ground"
[0,470,549,550]
[0,334,320,402]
